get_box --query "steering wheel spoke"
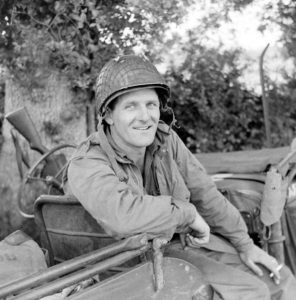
[17,144,76,219]
[26,176,47,182]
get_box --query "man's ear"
[104,109,114,125]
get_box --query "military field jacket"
[66,122,253,253]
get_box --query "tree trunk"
[0,72,87,240]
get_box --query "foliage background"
[1,0,296,153]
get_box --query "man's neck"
[121,146,145,171]
[132,151,146,174]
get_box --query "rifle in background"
[6,107,48,155]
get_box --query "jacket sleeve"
[170,130,254,253]
[67,146,196,240]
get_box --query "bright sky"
[163,0,292,94]
[216,2,288,93]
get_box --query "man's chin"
[132,137,154,148]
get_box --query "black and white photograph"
[0,1,296,299]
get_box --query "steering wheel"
[17,144,76,219]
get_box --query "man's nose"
[137,105,150,121]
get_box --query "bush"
[165,47,265,152]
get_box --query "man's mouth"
[134,125,152,130]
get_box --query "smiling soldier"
[66,55,296,299]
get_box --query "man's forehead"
[118,88,159,102]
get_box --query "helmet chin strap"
[96,114,103,130]
[96,109,107,130]
[161,105,177,131]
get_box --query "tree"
[0,0,191,129]
[152,0,296,151]
[165,42,264,153]
[219,0,296,146]
[0,0,192,239]
[254,0,296,146]
[148,1,267,152]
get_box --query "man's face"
[106,88,160,153]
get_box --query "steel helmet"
[95,55,170,116]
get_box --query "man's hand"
[186,210,210,246]
[239,244,282,284]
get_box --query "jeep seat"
[34,194,117,266]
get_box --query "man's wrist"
[235,238,254,253]
[173,199,197,227]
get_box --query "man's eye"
[148,102,159,108]
[125,104,135,109]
